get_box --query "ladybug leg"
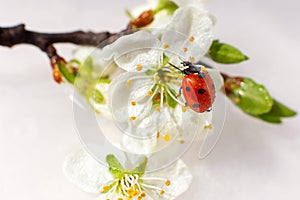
[206,107,212,112]
[176,86,182,98]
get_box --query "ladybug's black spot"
[185,86,191,92]
[198,88,205,94]
[192,103,200,108]
[198,72,206,79]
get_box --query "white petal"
[109,72,170,154]
[101,31,162,72]
[63,148,113,193]
[87,81,112,120]
[74,46,118,77]
[162,6,214,61]
[207,68,224,91]
[172,0,207,7]
[145,159,193,200]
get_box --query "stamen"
[140,193,146,197]
[189,36,195,42]
[156,131,160,138]
[183,47,188,52]
[164,134,170,142]
[204,124,213,129]
[136,64,143,71]
[182,106,187,112]
[130,116,137,121]
[126,80,132,87]
[164,76,170,82]
[131,101,137,106]
[155,75,160,81]
[160,190,165,195]
[165,180,171,186]
[148,90,153,96]
[190,57,195,62]
[103,185,110,192]
[163,42,169,49]
[155,106,161,112]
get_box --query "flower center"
[102,174,172,199]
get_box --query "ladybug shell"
[182,71,216,113]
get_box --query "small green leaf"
[106,154,125,179]
[132,157,148,176]
[228,78,273,115]
[208,40,249,64]
[266,100,297,117]
[154,0,179,15]
[165,87,178,109]
[256,100,297,123]
[257,114,282,124]
[57,62,76,84]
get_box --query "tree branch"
[0,9,155,83]
[0,24,133,82]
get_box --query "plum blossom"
[63,149,192,200]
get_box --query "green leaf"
[154,0,179,15]
[132,157,148,176]
[57,62,76,84]
[165,87,178,109]
[106,154,125,179]
[208,40,249,64]
[256,100,297,123]
[228,78,273,115]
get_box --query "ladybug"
[169,61,216,113]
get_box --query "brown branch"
[0,10,155,83]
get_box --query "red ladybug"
[170,61,216,113]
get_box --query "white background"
[0,0,299,199]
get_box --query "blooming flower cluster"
[66,0,224,199]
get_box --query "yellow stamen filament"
[189,36,195,42]
[165,180,171,186]
[136,64,143,71]
[148,90,153,96]
[130,116,137,121]
[205,124,213,129]
[117,198,123,200]
[156,131,160,138]
[163,42,169,49]
[160,190,165,195]
[126,79,132,87]
[163,134,170,142]
[131,101,137,106]
[183,47,188,52]
[190,57,195,62]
